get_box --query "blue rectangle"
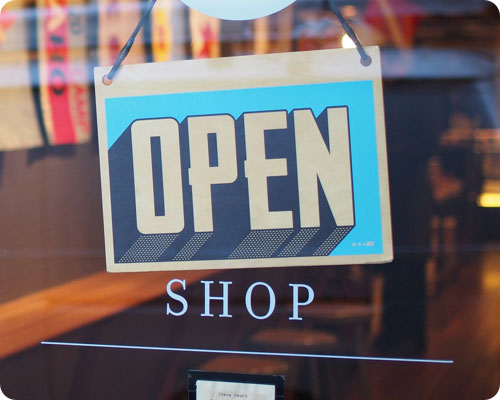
[105,81,383,263]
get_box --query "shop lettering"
[165,279,314,320]
[68,10,83,35]
[47,31,68,97]
[131,107,354,234]
[73,77,91,133]
[47,0,66,32]
[49,67,65,95]
[46,0,68,94]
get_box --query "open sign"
[95,47,392,272]
[131,107,353,234]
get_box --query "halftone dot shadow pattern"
[173,233,212,261]
[314,226,353,256]
[229,229,293,259]
[119,234,178,263]
[279,228,319,257]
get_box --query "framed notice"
[94,47,393,272]
[188,371,284,400]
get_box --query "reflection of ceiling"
[381,48,498,80]
[295,0,500,50]
[0,0,498,87]
[409,0,489,15]
[417,16,499,50]
[300,0,490,15]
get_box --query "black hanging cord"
[327,0,372,66]
[103,0,157,84]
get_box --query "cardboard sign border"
[95,47,393,272]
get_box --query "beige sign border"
[95,47,393,272]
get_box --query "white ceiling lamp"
[179,0,297,20]
[0,0,13,12]
[342,33,356,49]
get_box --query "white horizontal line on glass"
[41,341,454,364]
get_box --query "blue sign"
[95,48,392,272]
